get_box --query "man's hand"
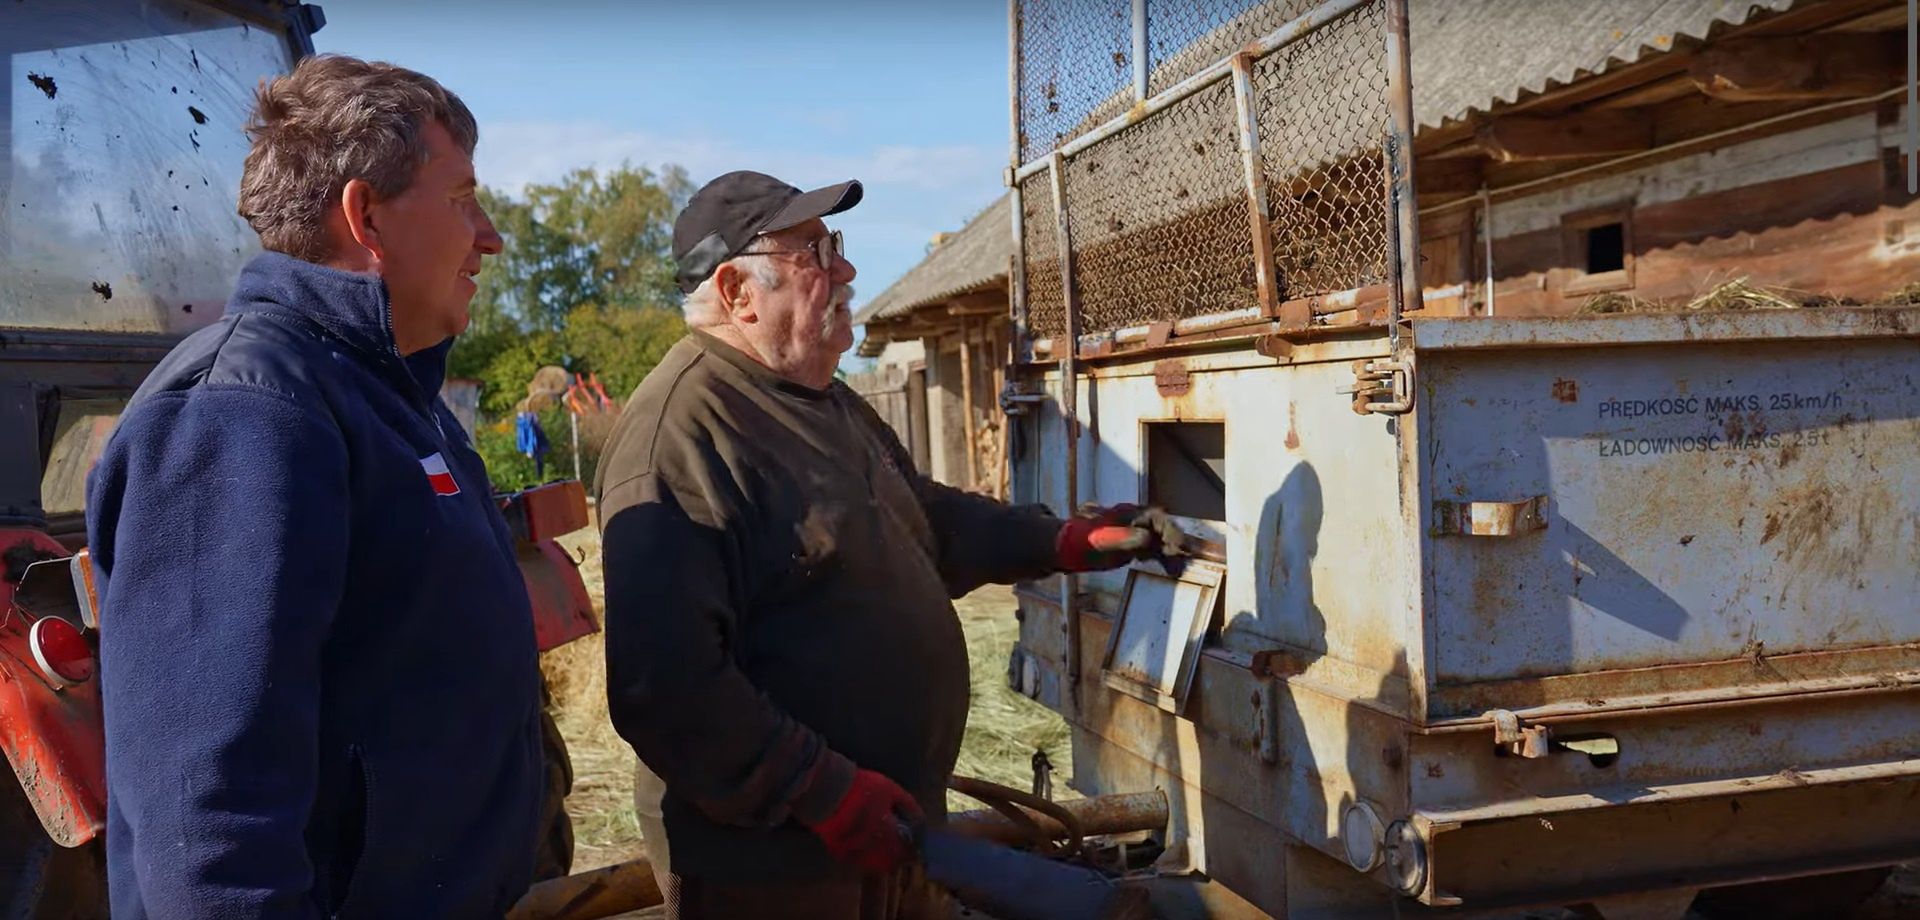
[1054,503,1180,572]
[803,768,925,875]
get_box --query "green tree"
[445,164,694,490]
[563,303,686,403]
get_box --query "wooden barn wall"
[1430,109,1920,316]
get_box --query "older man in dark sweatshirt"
[595,171,1163,919]
[85,56,541,918]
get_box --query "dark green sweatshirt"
[595,331,1064,882]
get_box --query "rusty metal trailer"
[1000,1,1920,916]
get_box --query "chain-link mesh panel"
[1017,0,1133,165]
[1063,79,1256,332]
[1253,0,1389,303]
[1020,170,1066,341]
[1144,0,1320,97]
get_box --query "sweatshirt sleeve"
[599,472,854,829]
[842,390,1065,596]
[87,384,348,919]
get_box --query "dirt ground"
[543,530,1920,917]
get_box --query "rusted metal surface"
[1413,757,1920,908]
[1430,496,1547,537]
[505,855,662,920]
[1151,360,1191,397]
[0,530,105,848]
[1009,304,1920,916]
[1006,2,1920,916]
[1230,49,1282,320]
[1419,305,1920,350]
[1421,324,1920,687]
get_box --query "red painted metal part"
[0,528,105,848]
[520,539,599,652]
[500,480,589,545]
[499,480,599,652]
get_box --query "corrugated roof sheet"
[1411,0,1800,130]
[853,193,1013,325]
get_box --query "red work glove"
[803,768,925,875]
[1055,503,1167,572]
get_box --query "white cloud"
[475,120,1001,197]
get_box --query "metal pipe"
[949,790,1170,847]
[1008,0,1024,167]
[1012,0,1371,181]
[1132,0,1149,103]
[1419,87,1906,218]
[1008,0,1031,363]
[1382,0,1421,346]
[1480,183,1495,317]
[1049,152,1084,717]
[1230,52,1281,316]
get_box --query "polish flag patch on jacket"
[420,452,461,496]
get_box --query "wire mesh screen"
[1143,0,1320,97]
[1063,79,1256,332]
[1253,0,1389,303]
[1017,0,1134,165]
[1011,0,1400,344]
[1020,170,1066,341]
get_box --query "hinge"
[1337,359,1413,415]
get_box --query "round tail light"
[29,616,93,687]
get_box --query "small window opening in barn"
[1144,421,1226,522]
[1584,222,1625,274]
[1562,204,1634,295]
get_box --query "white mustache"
[821,285,855,337]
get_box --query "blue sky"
[312,0,1010,340]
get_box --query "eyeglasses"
[734,229,844,272]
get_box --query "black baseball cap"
[672,170,863,293]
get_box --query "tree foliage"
[448,164,692,489]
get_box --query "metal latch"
[1432,496,1548,537]
[1488,709,1552,759]
[1000,381,1047,416]
[1337,359,1413,415]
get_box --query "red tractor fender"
[0,528,106,848]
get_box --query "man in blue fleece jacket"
[84,55,541,918]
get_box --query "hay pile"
[541,529,645,872]
[1579,277,1857,315]
[948,586,1076,814]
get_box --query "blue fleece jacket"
[85,253,544,919]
